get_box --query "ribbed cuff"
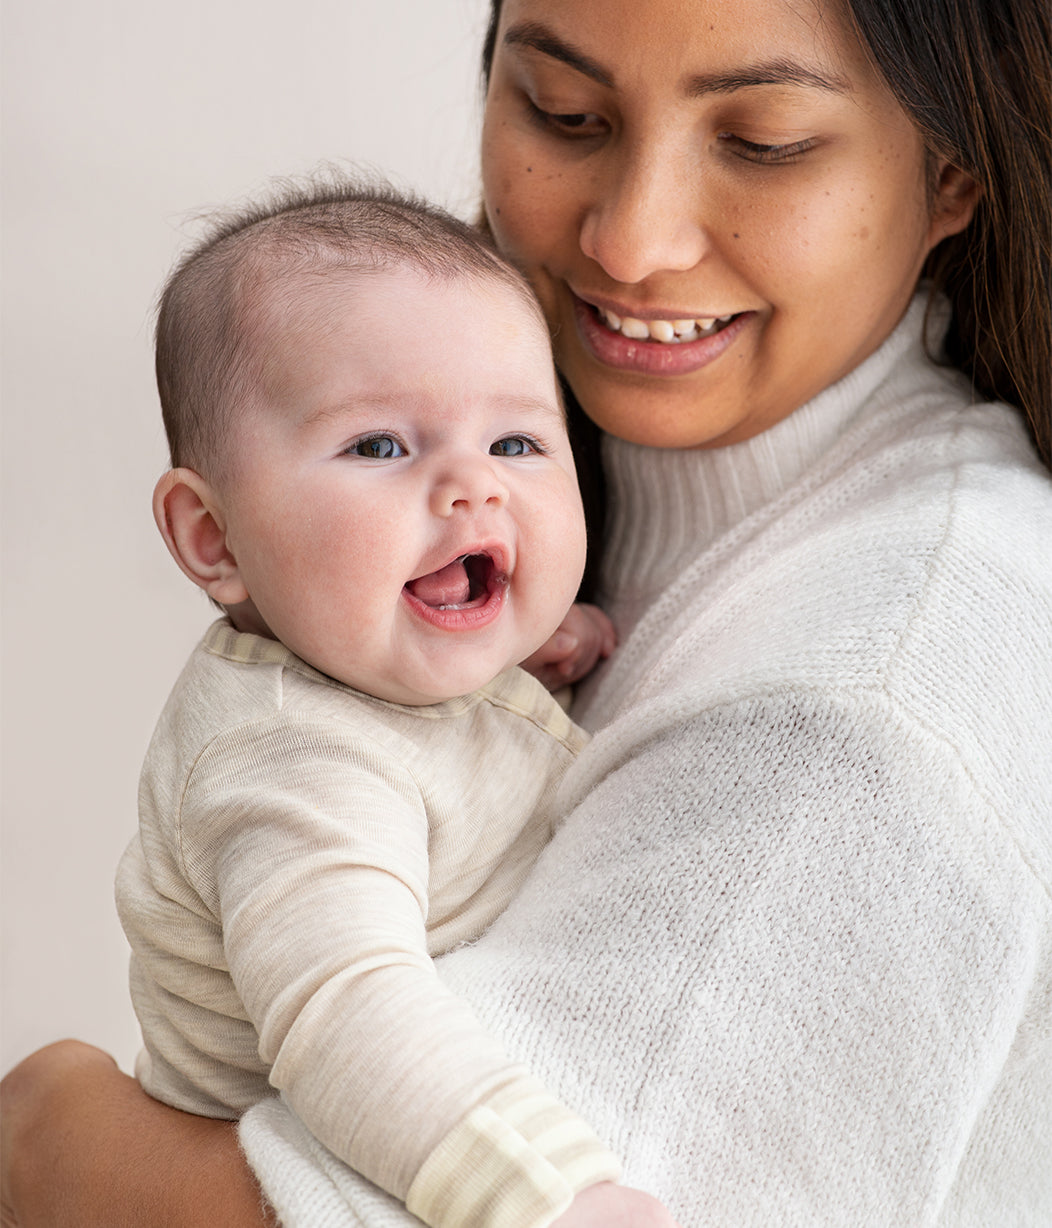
[406,1078,621,1228]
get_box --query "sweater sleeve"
[479,685,1050,1224]
[177,713,619,1228]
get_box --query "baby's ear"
[153,468,249,606]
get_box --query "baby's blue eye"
[490,436,537,457]
[350,435,404,459]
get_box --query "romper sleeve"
[177,712,619,1228]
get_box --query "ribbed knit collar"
[597,295,935,624]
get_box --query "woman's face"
[482,0,976,448]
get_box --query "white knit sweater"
[239,297,1052,1226]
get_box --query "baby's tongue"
[406,557,470,608]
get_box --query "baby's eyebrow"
[298,403,356,429]
[298,393,565,430]
[500,393,562,412]
[297,397,393,430]
[495,394,568,426]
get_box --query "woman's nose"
[580,147,709,285]
[428,455,510,517]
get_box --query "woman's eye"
[718,134,817,165]
[347,435,405,459]
[490,436,538,457]
[526,99,606,138]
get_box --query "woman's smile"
[571,291,752,377]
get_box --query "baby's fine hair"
[155,174,544,476]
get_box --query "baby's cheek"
[553,490,589,594]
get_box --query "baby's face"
[217,264,586,705]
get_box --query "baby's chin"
[359,660,526,708]
[224,597,551,706]
[345,640,545,708]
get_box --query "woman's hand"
[521,602,617,690]
[551,1182,682,1228]
[1,1040,275,1227]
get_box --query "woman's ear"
[927,160,981,248]
[153,468,249,606]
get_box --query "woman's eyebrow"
[502,23,850,97]
[503,22,613,87]
[685,59,852,96]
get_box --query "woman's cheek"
[736,184,854,293]
[481,116,521,221]
[485,161,543,256]
[484,179,564,323]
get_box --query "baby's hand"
[521,603,616,691]
[551,1182,682,1228]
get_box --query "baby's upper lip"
[408,541,510,584]
[571,286,736,323]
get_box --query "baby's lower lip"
[403,581,506,630]
[570,295,749,376]
[402,552,508,630]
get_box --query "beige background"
[2,0,490,1075]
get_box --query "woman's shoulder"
[830,386,1052,665]
[607,390,1052,770]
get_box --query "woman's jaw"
[557,288,774,449]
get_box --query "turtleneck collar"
[596,295,939,630]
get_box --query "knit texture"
[240,297,1052,1225]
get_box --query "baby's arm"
[139,716,621,1228]
[521,603,617,690]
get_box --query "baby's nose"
[429,456,509,516]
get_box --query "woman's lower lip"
[571,295,750,377]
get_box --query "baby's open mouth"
[594,304,738,344]
[405,553,501,610]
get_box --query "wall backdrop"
[2,0,490,1075]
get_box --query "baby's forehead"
[233,255,561,420]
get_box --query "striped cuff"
[406,1078,621,1228]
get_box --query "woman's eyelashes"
[718,133,818,164]
[522,90,819,166]
[524,96,607,139]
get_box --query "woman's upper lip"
[569,286,741,323]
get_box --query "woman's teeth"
[598,307,735,343]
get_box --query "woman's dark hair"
[845,0,1051,470]
[481,0,1052,471]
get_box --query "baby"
[116,180,656,1228]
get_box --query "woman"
[3,0,1049,1223]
